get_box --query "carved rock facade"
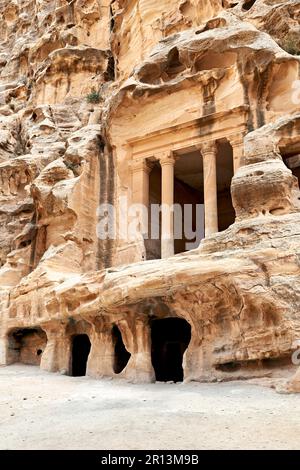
[0,0,300,390]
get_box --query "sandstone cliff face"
[0,0,300,390]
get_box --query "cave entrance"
[71,334,91,377]
[151,317,191,382]
[7,328,47,365]
[112,325,131,374]
[242,0,257,11]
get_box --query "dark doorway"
[174,151,204,254]
[147,162,162,260]
[217,140,235,232]
[151,317,191,382]
[112,325,131,374]
[71,334,91,377]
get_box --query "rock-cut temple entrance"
[133,137,237,260]
[151,317,191,382]
[71,334,91,377]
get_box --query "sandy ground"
[0,364,300,450]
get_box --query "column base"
[161,238,175,258]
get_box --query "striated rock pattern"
[0,0,300,390]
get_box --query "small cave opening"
[19,240,32,248]
[164,47,185,79]
[112,325,131,374]
[104,55,116,81]
[150,317,191,383]
[215,356,292,373]
[242,0,257,11]
[71,334,91,377]
[215,361,241,372]
[7,328,47,365]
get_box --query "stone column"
[0,334,7,365]
[229,133,245,173]
[131,159,152,236]
[86,319,115,378]
[40,324,71,374]
[159,152,175,258]
[118,318,155,383]
[201,141,218,237]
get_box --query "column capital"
[158,151,176,166]
[131,158,153,174]
[198,141,217,156]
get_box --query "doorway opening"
[146,162,162,259]
[145,142,235,259]
[112,325,131,374]
[217,140,235,231]
[174,150,204,254]
[71,334,91,377]
[151,317,191,382]
[146,151,205,259]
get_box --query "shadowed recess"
[151,317,191,382]
[112,325,131,374]
[71,334,91,377]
